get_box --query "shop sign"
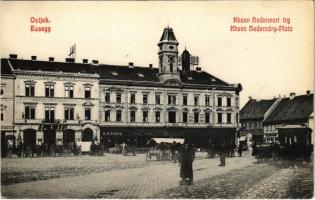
[103,131,122,136]
[1,125,14,130]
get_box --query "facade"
[263,92,314,145]
[1,59,15,156]
[240,91,314,145]
[95,27,242,148]
[0,27,242,149]
[1,57,100,148]
[240,97,280,144]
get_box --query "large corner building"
[1,27,242,149]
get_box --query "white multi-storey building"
[1,56,99,148]
[95,27,242,147]
[0,27,242,149]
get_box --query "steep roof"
[264,94,314,124]
[91,64,160,82]
[159,27,178,43]
[1,59,13,75]
[240,98,277,120]
[3,58,234,88]
[7,58,94,74]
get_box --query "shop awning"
[150,138,184,144]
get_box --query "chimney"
[289,92,296,99]
[49,57,54,62]
[83,59,88,64]
[31,56,37,61]
[92,60,98,64]
[129,62,134,68]
[248,96,252,100]
[306,90,311,95]
[149,64,153,69]
[196,67,201,72]
[9,54,17,59]
[65,58,75,63]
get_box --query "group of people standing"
[177,140,245,185]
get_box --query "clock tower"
[158,27,181,83]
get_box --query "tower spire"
[157,27,180,83]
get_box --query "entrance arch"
[82,128,93,142]
[63,129,75,145]
[23,129,36,147]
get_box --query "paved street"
[1,151,313,199]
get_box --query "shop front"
[100,126,237,148]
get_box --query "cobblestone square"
[1,151,313,199]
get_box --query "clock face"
[168,56,175,63]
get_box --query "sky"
[1,1,313,108]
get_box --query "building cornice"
[13,70,99,79]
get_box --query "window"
[25,105,36,119]
[85,87,91,98]
[85,108,91,120]
[130,111,136,122]
[1,111,3,121]
[194,96,199,106]
[170,63,173,72]
[155,111,160,122]
[105,92,110,103]
[105,110,110,122]
[168,111,176,123]
[183,95,187,106]
[218,97,222,107]
[217,113,222,123]
[143,111,148,122]
[227,113,232,123]
[183,112,188,123]
[155,94,160,105]
[64,107,74,120]
[168,95,176,105]
[45,107,55,122]
[65,86,74,98]
[45,83,54,97]
[194,112,199,123]
[116,110,121,122]
[130,93,136,104]
[205,113,210,123]
[205,96,210,107]
[143,94,148,104]
[116,93,121,103]
[25,83,35,96]
[227,98,231,107]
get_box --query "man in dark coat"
[219,142,226,166]
[179,141,195,185]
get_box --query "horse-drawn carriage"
[145,138,184,161]
[122,141,137,156]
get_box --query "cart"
[145,138,184,161]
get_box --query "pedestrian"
[238,143,243,157]
[179,140,195,185]
[219,142,226,166]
